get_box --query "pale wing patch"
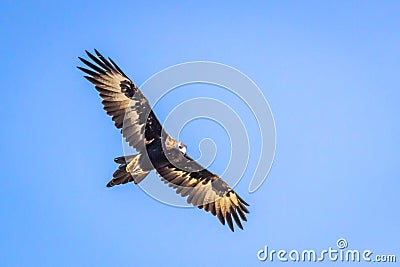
[157,165,249,232]
[78,50,160,153]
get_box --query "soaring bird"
[78,50,249,231]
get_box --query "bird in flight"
[78,50,249,231]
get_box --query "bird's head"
[165,136,187,155]
[176,141,187,155]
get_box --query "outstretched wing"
[156,153,249,232]
[78,50,165,152]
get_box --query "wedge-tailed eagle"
[78,50,249,231]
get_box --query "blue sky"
[1,1,399,266]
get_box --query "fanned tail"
[107,154,150,187]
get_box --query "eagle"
[78,50,249,231]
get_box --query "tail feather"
[114,155,135,164]
[107,154,150,187]
[107,167,134,187]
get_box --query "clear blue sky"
[1,1,399,266]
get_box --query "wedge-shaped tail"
[107,154,150,187]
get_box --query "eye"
[178,145,182,149]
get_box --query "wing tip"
[237,194,250,207]
[94,48,102,57]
